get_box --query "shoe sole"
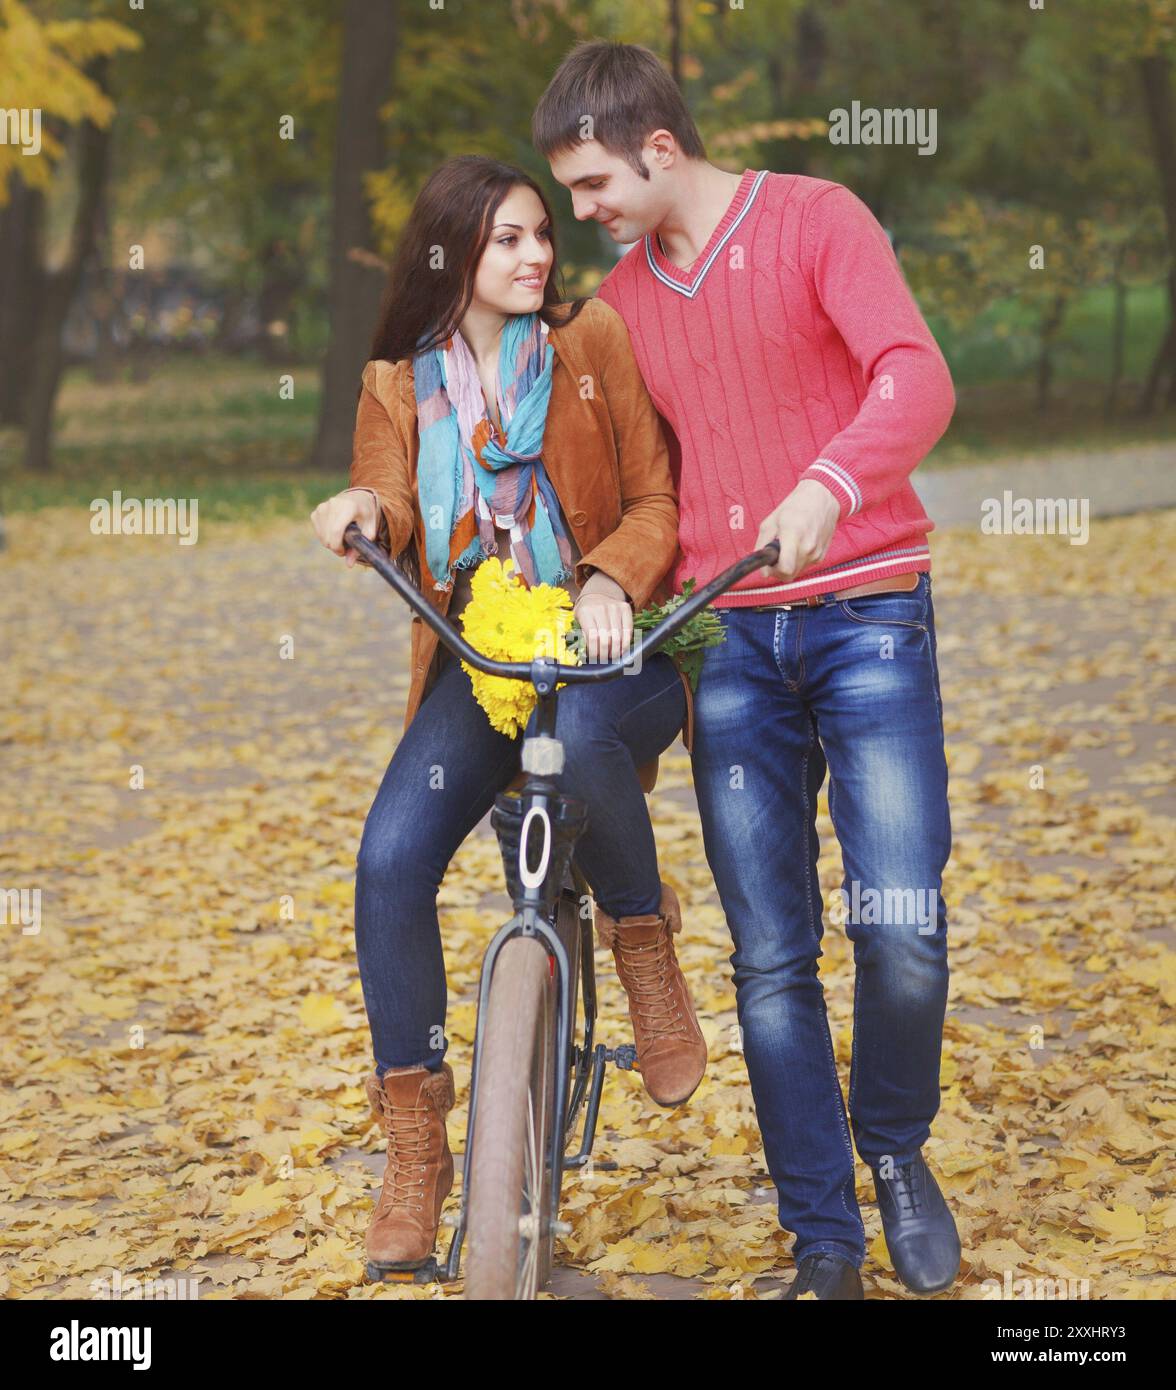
[895,1254,961,1296]
[647,1073,705,1108]
[900,1275,958,1296]
[365,1257,435,1282]
[650,1087,701,1109]
[642,1051,708,1108]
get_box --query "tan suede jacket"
[348,296,694,751]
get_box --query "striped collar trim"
[643,169,768,299]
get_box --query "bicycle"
[343,520,781,1299]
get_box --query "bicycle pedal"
[610,1044,638,1070]
[365,1258,442,1285]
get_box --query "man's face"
[547,139,670,244]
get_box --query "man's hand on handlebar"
[754,478,840,583]
[311,489,384,569]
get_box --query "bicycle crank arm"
[562,1042,639,1171]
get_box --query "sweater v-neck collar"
[644,168,766,299]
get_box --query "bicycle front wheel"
[463,934,558,1300]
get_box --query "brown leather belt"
[770,569,921,609]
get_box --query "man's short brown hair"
[533,39,706,178]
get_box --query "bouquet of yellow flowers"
[458,558,582,738]
[460,559,726,737]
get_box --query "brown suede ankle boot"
[594,881,708,1107]
[364,1060,455,1273]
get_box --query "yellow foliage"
[0,0,141,198]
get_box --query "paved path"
[914,441,1176,526]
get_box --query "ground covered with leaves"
[1,507,1173,1299]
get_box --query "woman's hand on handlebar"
[311,489,383,569]
[573,570,633,663]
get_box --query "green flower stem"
[567,579,727,690]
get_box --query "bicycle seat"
[506,757,659,796]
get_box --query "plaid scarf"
[412,312,573,592]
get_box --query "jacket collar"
[546,308,591,387]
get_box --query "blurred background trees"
[1,0,1172,502]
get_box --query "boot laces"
[373,1090,434,1212]
[893,1161,923,1217]
[616,925,686,1038]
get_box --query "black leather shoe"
[784,1253,864,1300]
[871,1151,961,1294]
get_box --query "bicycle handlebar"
[342,521,781,685]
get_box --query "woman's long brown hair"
[363,155,586,591]
[368,155,585,366]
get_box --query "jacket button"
[570,510,587,527]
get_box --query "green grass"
[0,356,342,522]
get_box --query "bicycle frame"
[343,523,779,1286]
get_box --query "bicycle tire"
[463,934,558,1300]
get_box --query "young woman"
[310,155,707,1275]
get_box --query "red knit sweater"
[596,169,956,607]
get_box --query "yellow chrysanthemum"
[459,557,581,737]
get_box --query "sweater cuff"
[800,456,864,521]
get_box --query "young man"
[534,40,961,1302]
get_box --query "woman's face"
[470,184,554,317]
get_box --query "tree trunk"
[1138,53,1176,412]
[308,0,399,473]
[215,286,247,351]
[668,0,682,87]
[90,187,117,383]
[1140,313,1176,412]
[1105,266,1127,417]
[257,233,302,364]
[1035,294,1066,413]
[766,6,825,177]
[0,175,46,425]
[22,58,114,472]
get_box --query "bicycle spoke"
[518,1087,540,1299]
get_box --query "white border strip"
[718,545,931,598]
[644,171,769,299]
[809,458,863,516]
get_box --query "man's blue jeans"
[689,573,951,1268]
[354,645,686,1079]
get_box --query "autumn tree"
[0,0,138,461]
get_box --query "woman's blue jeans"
[354,645,686,1079]
[689,573,952,1269]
